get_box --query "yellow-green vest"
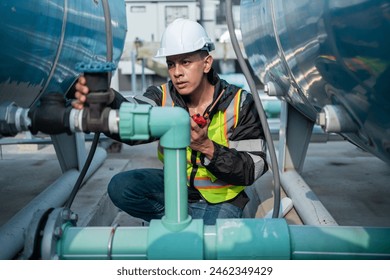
[157,83,245,204]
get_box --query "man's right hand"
[72,75,90,110]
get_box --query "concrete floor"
[302,141,390,226]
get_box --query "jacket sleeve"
[201,93,268,186]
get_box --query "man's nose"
[173,65,183,77]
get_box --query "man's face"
[166,51,211,96]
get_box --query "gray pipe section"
[280,170,337,226]
[0,147,106,260]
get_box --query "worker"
[72,18,268,225]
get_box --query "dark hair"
[198,50,210,58]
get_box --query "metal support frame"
[278,101,337,225]
[278,101,314,173]
[51,132,87,172]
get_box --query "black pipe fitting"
[81,72,115,133]
[27,72,115,135]
[28,94,72,135]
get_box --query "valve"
[75,62,116,133]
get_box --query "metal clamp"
[107,223,119,260]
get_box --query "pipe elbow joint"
[118,103,190,148]
[150,107,190,149]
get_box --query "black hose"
[65,0,114,209]
[64,132,100,208]
[225,0,281,218]
[102,0,113,81]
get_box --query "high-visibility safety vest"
[157,83,246,204]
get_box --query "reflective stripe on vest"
[190,88,245,203]
[161,83,173,107]
[158,83,245,203]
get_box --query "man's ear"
[204,55,213,73]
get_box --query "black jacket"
[107,68,268,186]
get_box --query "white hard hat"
[155,18,215,58]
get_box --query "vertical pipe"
[149,106,191,231]
[162,147,191,230]
[203,225,217,259]
[119,104,191,230]
[226,0,281,217]
[131,50,137,93]
[141,58,146,91]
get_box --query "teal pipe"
[55,218,390,259]
[119,103,191,230]
[161,148,191,231]
[204,225,217,260]
[57,220,204,260]
[57,218,290,259]
[149,106,191,231]
[290,225,390,260]
[149,106,190,149]
[119,103,151,140]
[58,226,148,260]
[214,219,291,260]
[148,219,204,259]
[52,104,390,260]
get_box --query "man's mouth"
[175,81,187,89]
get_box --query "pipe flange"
[41,208,77,260]
[20,208,54,260]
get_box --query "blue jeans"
[107,168,243,225]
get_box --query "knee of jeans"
[107,174,124,204]
[218,204,243,219]
[108,172,140,203]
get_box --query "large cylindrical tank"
[0,0,127,108]
[240,0,390,164]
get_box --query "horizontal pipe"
[60,227,149,260]
[280,170,338,225]
[53,219,390,260]
[290,225,390,259]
